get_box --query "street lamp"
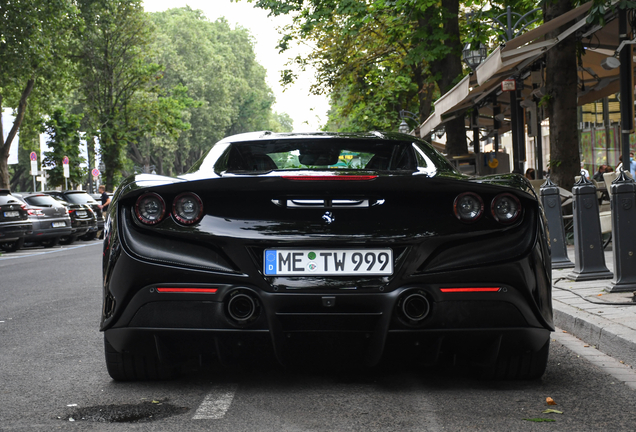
[398,110,418,134]
[462,42,488,70]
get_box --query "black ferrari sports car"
[101,131,553,381]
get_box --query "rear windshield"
[25,195,61,206]
[0,194,22,205]
[63,193,97,204]
[214,139,451,174]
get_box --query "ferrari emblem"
[322,211,334,224]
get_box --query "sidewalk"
[552,245,636,366]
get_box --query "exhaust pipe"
[226,291,259,325]
[398,291,430,324]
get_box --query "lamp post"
[398,120,410,134]
[462,43,487,70]
[398,110,419,135]
[465,6,541,173]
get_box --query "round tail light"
[491,193,522,223]
[453,192,484,222]
[135,193,165,225]
[172,192,203,225]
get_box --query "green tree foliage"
[41,108,86,188]
[247,0,467,154]
[76,0,190,190]
[148,7,283,174]
[0,0,80,189]
[270,112,294,132]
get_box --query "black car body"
[45,190,103,240]
[0,190,32,252]
[48,195,95,244]
[101,132,553,381]
[14,193,72,247]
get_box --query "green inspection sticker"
[308,252,316,260]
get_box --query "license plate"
[52,221,66,227]
[264,249,393,276]
[76,211,87,217]
[4,211,19,217]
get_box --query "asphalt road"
[1,242,636,431]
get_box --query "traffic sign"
[63,156,69,165]
[30,152,37,161]
[92,168,100,178]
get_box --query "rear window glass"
[63,193,97,204]
[216,139,418,173]
[25,195,61,206]
[0,194,22,205]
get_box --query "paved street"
[2,243,636,431]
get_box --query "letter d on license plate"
[264,249,393,276]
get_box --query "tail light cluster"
[135,192,203,226]
[453,192,521,224]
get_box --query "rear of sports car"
[101,133,552,380]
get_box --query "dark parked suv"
[14,193,73,247]
[44,190,103,240]
[0,189,32,252]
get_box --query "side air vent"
[272,198,385,209]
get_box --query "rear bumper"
[103,276,552,366]
[0,222,32,243]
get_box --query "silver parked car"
[14,193,73,247]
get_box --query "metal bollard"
[607,171,636,292]
[540,178,574,269]
[567,176,613,281]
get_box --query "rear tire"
[104,336,175,381]
[59,235,77,245]
[81,231,97,241]
[480,339,550,380]
[41,237,60,248]
[2,238,25,252]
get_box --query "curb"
[553,300,636,366]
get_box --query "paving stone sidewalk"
[552,246,636,367]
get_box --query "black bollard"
[567,176,613,281]
[540,178,574,269]
[607,171,636,292]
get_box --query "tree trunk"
[0,79,35,189]
[423,0,467,156]
[544,0,579,191]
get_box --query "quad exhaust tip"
[226,290,260,325]
[398,290,431,325]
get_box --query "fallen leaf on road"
[523,418,556,422]
[546,397,557,405]
[542,409,563,414]
[584,345,589,347]
[562,330,568,333]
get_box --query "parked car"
[0,189,32,252]
[44,190,103,240]
[47,195,95,244]
[13,193,72,248]
[101,131,553,381]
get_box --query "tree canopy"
[0,0,80,189]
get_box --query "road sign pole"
[30,152,38,192]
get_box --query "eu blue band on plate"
[264,250,277,275]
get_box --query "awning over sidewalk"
[419,2,597,138]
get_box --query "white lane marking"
[193,384,238,420]
[0,241,101,260]
[554,328,636,389]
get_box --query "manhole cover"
[60,399,189,423]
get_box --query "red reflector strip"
[156,287,218,294]
[439,287,501,293]
[282,175,378,181]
